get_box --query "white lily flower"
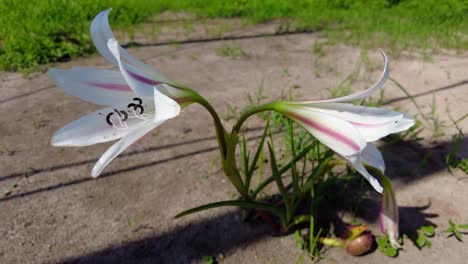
[273,50,414,193]
[48,10,194,177]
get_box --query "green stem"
[223,102,281,200]
[319,237,344,247]
[231,102,279,136]
[193,95,229,159]
[190,94,251,198]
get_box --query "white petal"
[348,156,383,193]
[311,103,414,142]
[51,104,153,147]
[302,49,389,104]
[90,9,116,66]
[91,122,161,177]
[391,115,415,133]
[287,107,366,157]
[90,10,173,86]
[48,67,134,105]
[361,143,385,173]
[107,38,157,98]
[153,87,181,122]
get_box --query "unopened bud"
[345,233,373,256]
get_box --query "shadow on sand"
[48,134,466,263]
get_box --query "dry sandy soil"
[1,18,467,263]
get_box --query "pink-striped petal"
[285,107,366,157]
[48,67,134,105]
[106,38,153,97]
[309,103,415,142]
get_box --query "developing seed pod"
[345,233,373,256]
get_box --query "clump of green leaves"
[445,219,468,242]
[377,235,398,257]
[415,226,435,248]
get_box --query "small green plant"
[415,226,435,248]
[428,95,445,138]
[222,104,240,121]
[215,44,249,59]
[444,219,468,242]
[0,146,15,156]
[377,235,398,257]
[312,42,325,58]
[446,113,467,174]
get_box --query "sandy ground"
[1,18,468,264]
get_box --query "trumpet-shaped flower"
[49,10,196,177]
[272,50,414,193]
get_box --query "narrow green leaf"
[267,142,291,220]
[175,199,283,219]
[246,120,270,190]
[288,119,299,193]
[252,141,317,198]
[449,219,456,227]
[241,135,249,179]
[445,226,456,233]
[301,151,334,192]
[457,224,468,229]
[293,230,305,249]
[310,228,322,257]
[454,230,463,241]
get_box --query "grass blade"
[252,141,317,198]
[175,199,283,219]
[267,141,291,222]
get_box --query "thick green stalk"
[192,95,228,159]
[225,102,282,199]
[231,102,280,136]
[190,93,250,199]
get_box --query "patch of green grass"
[1,0,467,72]
[312,41,325,58]
[215,44,249,59]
